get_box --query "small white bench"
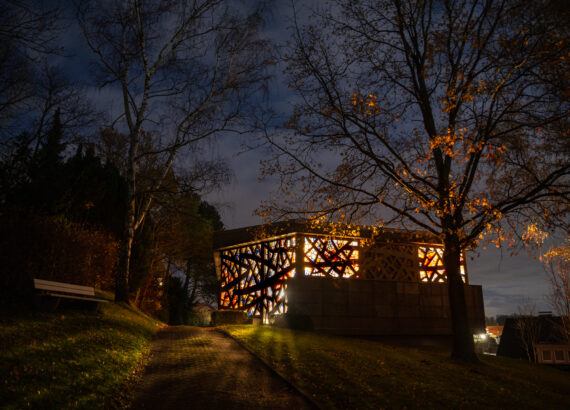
[33,279,108,310]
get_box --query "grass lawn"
[221,325,570,409]
[0,298,160,409]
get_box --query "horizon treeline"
[0,111,224,323]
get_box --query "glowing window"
[219,237,295,318]
[304,236,359,278]
[418,247,466,283]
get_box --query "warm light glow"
[304,236,359,278]
[219,232,471,320]
[418,246,466,283]
[219,236,295,318]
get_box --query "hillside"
[222,325,570,409]
[0,300,160,409]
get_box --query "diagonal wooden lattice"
[219,237,295,317]
[360,243,417,281]
[418,246,466,283]
[303,236,359,278]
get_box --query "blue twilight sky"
[47,0,560,318]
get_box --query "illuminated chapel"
[213,220,485,337]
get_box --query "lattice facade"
[215,224,469,318]
[360,243,417,281]
[219,237,295,318]
[303,236,359,278]
[418,246,466,283]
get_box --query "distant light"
[479,333,487,340]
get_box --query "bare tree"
[28,64,100,153]
[544,240,570,344]
[78,0,271,302]
[515,300,541,363]
[0,1,64,139]
[259,0,569,360]
[0,2,99,206]
[0,63,100,175]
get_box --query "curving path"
[130,326,315,410]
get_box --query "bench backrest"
[33,279,95,297]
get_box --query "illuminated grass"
[0,299,160,409]
[221,325,570,409]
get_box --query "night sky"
[51,0,559,318]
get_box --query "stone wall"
[285,277,485,336]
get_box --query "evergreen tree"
[21,109,67,214]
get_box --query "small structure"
[486,325,504,340]
[191,302,216,326]
[535,344,570,365]
[213,220,485,337]
[497,315,570,364]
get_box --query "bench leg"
[34,295,61,312]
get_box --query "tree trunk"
[443,236,477,362]
[185,261,197,308]
[135,261,155,309]
[115,188,136,303]
[115,128,138,303]
[163,259,172,308]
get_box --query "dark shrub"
[211,310,250,325]
[0,214,119,305]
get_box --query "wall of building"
[286,276,485,336]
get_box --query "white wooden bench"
[33,279,108,310]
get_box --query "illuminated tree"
[77,0,270,302]
[260,0,569,360]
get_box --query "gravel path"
[130,326,316,410]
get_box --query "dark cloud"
[468,247,551,316]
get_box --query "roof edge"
[213,219,439,250]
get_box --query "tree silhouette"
[77,0,271,302]
[260,0,569,360]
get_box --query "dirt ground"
[129,326,316,410]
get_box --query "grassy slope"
[222,325,570,410]
[0,299,160,409]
